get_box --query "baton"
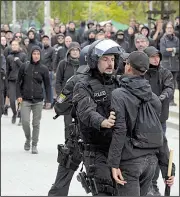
[164,149,174,196]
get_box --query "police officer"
[48,45,91,196]
[72,39,124,196]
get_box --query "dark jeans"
[48,164,75,196]
[117,154,158,196]
[8,81,17,115]
[151,122,167,190]
[64,114,72,140]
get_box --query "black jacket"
[53,46,68,73]
[1,54,6,91]
[160,34,179,72]
[41,45,54,71]
[16,46,51,103]
[66,29,79,42]
[6,50,27,81]
[55,55,80,96]
[107,76,172,178]
[73,71,119,152]
[145,65,174,122]
[27,38,42,55]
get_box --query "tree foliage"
[1,1,179,26]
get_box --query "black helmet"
[87,39,125,70]
[79,45,90,66]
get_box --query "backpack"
[130,100,164,149]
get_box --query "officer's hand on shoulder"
[101,119,114,128]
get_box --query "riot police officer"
[48,45,91,196]
[72,39,124,196]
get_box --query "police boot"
[4,105,8,116]
[32,146,38,154]
[12,114,16,124]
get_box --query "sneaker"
[24,142,30,151]
[32,146,38,154]
[12,115,16,124]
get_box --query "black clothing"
[145,65,174,122]
[66,29,79,42]
[108,76,173,178]
[6,51,27,81]
[51,34,59,47]
[16,46,51,103]
[73,71,119,152]
[117,155,158,196]
[53,46,68,73]
[41,45,54,71]
[73,71,120,195]
[55,56,79,96]
[124,34,136,53]
[160,34,179,72]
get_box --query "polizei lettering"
[94,91,106,97]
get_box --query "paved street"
[1,108,179,196]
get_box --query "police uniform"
[73,39,124,196]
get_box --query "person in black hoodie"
[140,26,155,46]
[115,30,129,52]
[16,46,51,154]
[144,46,174,195]
[80,29,96,49]
[1,36,8,54]
[27,29,42,55]
[55,42,81,140]
[108,51,175,196]
[6,40,27,124]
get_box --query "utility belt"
[57,122,83,171]
[77,143,116,196]
[57,144,82,171]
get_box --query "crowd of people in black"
[0,16,179,196]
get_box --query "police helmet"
[79,45,90,66]
[87,39,125,70]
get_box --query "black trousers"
[83,150,116,196]
[116,154,158,196]
[48,164,75,196]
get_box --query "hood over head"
[29,45,42,63]
[141,26,150,37]
[65,42,81,61]
[120,75,153,101]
